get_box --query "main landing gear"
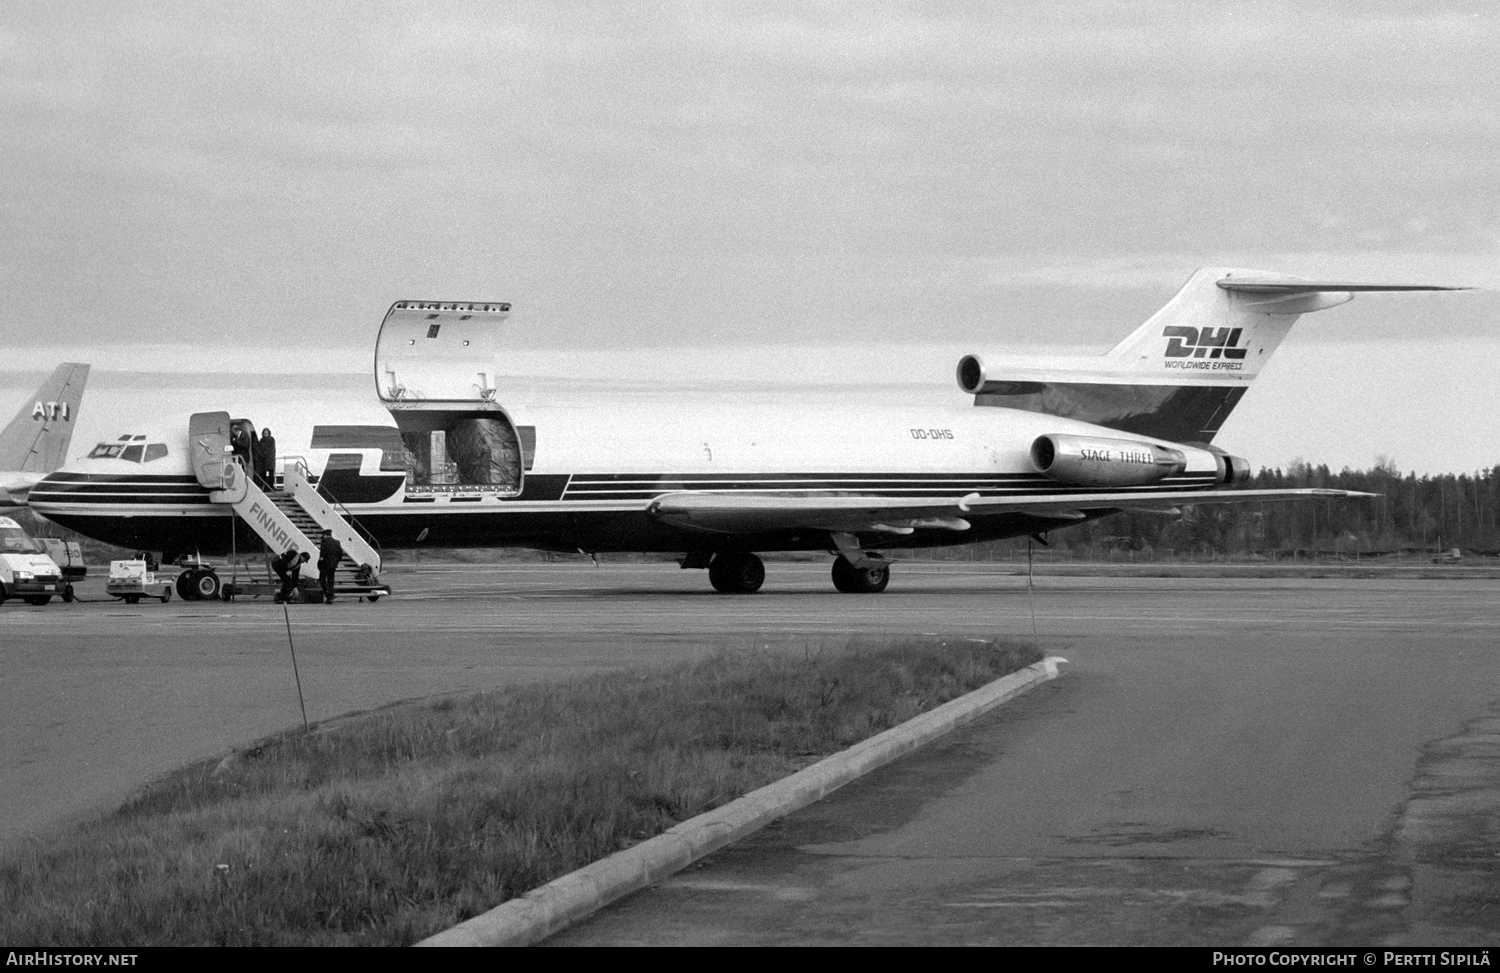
[699,551,892,594]
[831,554,889,594]
[708,552,765,594]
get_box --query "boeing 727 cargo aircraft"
[28,270,1465,595]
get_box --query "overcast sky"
[2,2,1497,473]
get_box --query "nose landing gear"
[175,566,221,601]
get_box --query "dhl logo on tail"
[1163,326,1246,360]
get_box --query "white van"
[0,516,67,605]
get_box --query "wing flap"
[647,489,1371,536]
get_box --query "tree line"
[1027,459,1500,559]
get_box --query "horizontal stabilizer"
[1216,279,1470,294]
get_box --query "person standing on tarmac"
[271,548,309,602]
[317,529,343,604]
[255,428,277,488]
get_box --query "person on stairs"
[317,529,344,604]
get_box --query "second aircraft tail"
[0,363,91,474]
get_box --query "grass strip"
[2,635,1041,946]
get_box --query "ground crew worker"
[271,548,309,603]
[317,529,343,604]
[255,427,277,487]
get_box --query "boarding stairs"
[188,411,390,601]
[266,465,388,599]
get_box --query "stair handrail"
[276,457,385,579]
[315,482,384,561]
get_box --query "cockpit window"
[88,439,168,462]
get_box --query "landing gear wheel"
[62,584,75,603]
[708,552,765,594]
[831,555,890,594]
[192,570,221,601]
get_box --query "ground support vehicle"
[0,516,67,605]
[37,538,85,601]
[106,559,173,604]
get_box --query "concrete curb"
[417,655,1067,947]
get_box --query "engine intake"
[957,355,986,394]
[1031,435,1187,487]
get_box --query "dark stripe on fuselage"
[511,474,568,502]
[39,472,199,484]
[973,382,1248,444]
[310,425,407,451]
[31,494,215,506]
[563,473,1218,501]
[568,471,1047,483]
[318,454,405,504]
[308,424,538,472]
[28,473,213,504]
[27,480,209,494]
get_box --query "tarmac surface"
[4,559,1499,945]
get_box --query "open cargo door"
[374,301,524,495]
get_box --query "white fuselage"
[29,385,1225,557]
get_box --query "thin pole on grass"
[1027,538,1039,639]
[283,601,310,732]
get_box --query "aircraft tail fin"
[0,363,90,473]
[959,269,1466,443]
[1101,268,1465,378]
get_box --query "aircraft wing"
[647,488,1371,536]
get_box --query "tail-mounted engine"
[1030,435,1186,488]
[1030,434,1251,488]
[956,355,988,394]
[1207,446,1252,487]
